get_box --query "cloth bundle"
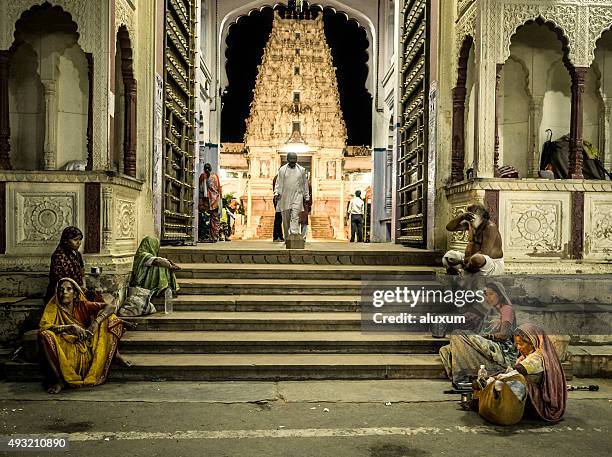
[118,286,156,317]
[478,372,527,426]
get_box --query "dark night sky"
[221,4,372,146]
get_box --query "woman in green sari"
[130,237,180,294]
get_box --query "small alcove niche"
[593,28,612,170]
[8,3,89,171]
[499,21,604,178]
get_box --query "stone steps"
[160,294,362,312]
[123,311,365,331]
[175,264,435,280]
[160,245,442,266]
[4,242,455,382]
[177,278,364,295]
[5,353,448,381]
[119,331,447,354]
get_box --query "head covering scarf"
[479,281,516,336]
[45,226,85,303]
[485,281,512,306]
[131,237,160,286]
[515,323,567,422]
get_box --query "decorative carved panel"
[584,193,612,260]
[499,192,571,259]
[21,195,76,243]
[448,204,469,250]
[115,198,137,241]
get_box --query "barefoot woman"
[39,278,126,394]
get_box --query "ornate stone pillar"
[123,77,137,177]
[84,183,101,253]
[385,148,393,215]
[494,64,502,176]
[529,96,544,177]
[41,80,58,170]
[0,51,12,170]
[451,85,467,183]
[600,98,612,171]
[568,67,587,179]
[86,53,94,171]
[570,191,584,260]
[244,177,253,239]
[0,181,5,254]
[101,185,113,253]
[338,176,346,240]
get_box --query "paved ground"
[1,379,610,457]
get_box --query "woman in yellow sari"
[39,278,125,394]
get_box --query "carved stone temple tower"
[239,11,351,240]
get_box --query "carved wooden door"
[397,0,429,247]
[161,0,197,243]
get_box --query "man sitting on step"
[443,203,504,276]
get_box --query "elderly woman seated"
[473,323,567,425]
[39,278,126,394]
[439,282,518,388]
[512,323,567,422]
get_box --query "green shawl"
[131,237,178,292]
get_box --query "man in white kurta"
[274,153,310,237]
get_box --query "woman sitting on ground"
[130,236,180,296]
[39,278,126,394]
[439,281,518,387]
[513,323,566,422]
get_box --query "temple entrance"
[219,4,373,242]
[278,154,311,178]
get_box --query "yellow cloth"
[39,281,124,387]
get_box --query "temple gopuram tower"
[237,11,352,240]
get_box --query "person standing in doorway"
[274,152,310,239]
[199,163,222,242]
[347,190,364,242]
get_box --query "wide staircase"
[105,245,446,381]
[3,243,584,381]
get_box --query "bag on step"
[118,286,156,316]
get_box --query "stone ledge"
[445,178,612,196]
[0,170,144,191]
[569,345,612,378]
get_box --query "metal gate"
[397,0,429,247]
[161,0,197,243]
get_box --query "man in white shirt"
[274,152,310,239]
[347,190,364,242]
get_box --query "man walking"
[274,152,310,240]
[347,190,364,242]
